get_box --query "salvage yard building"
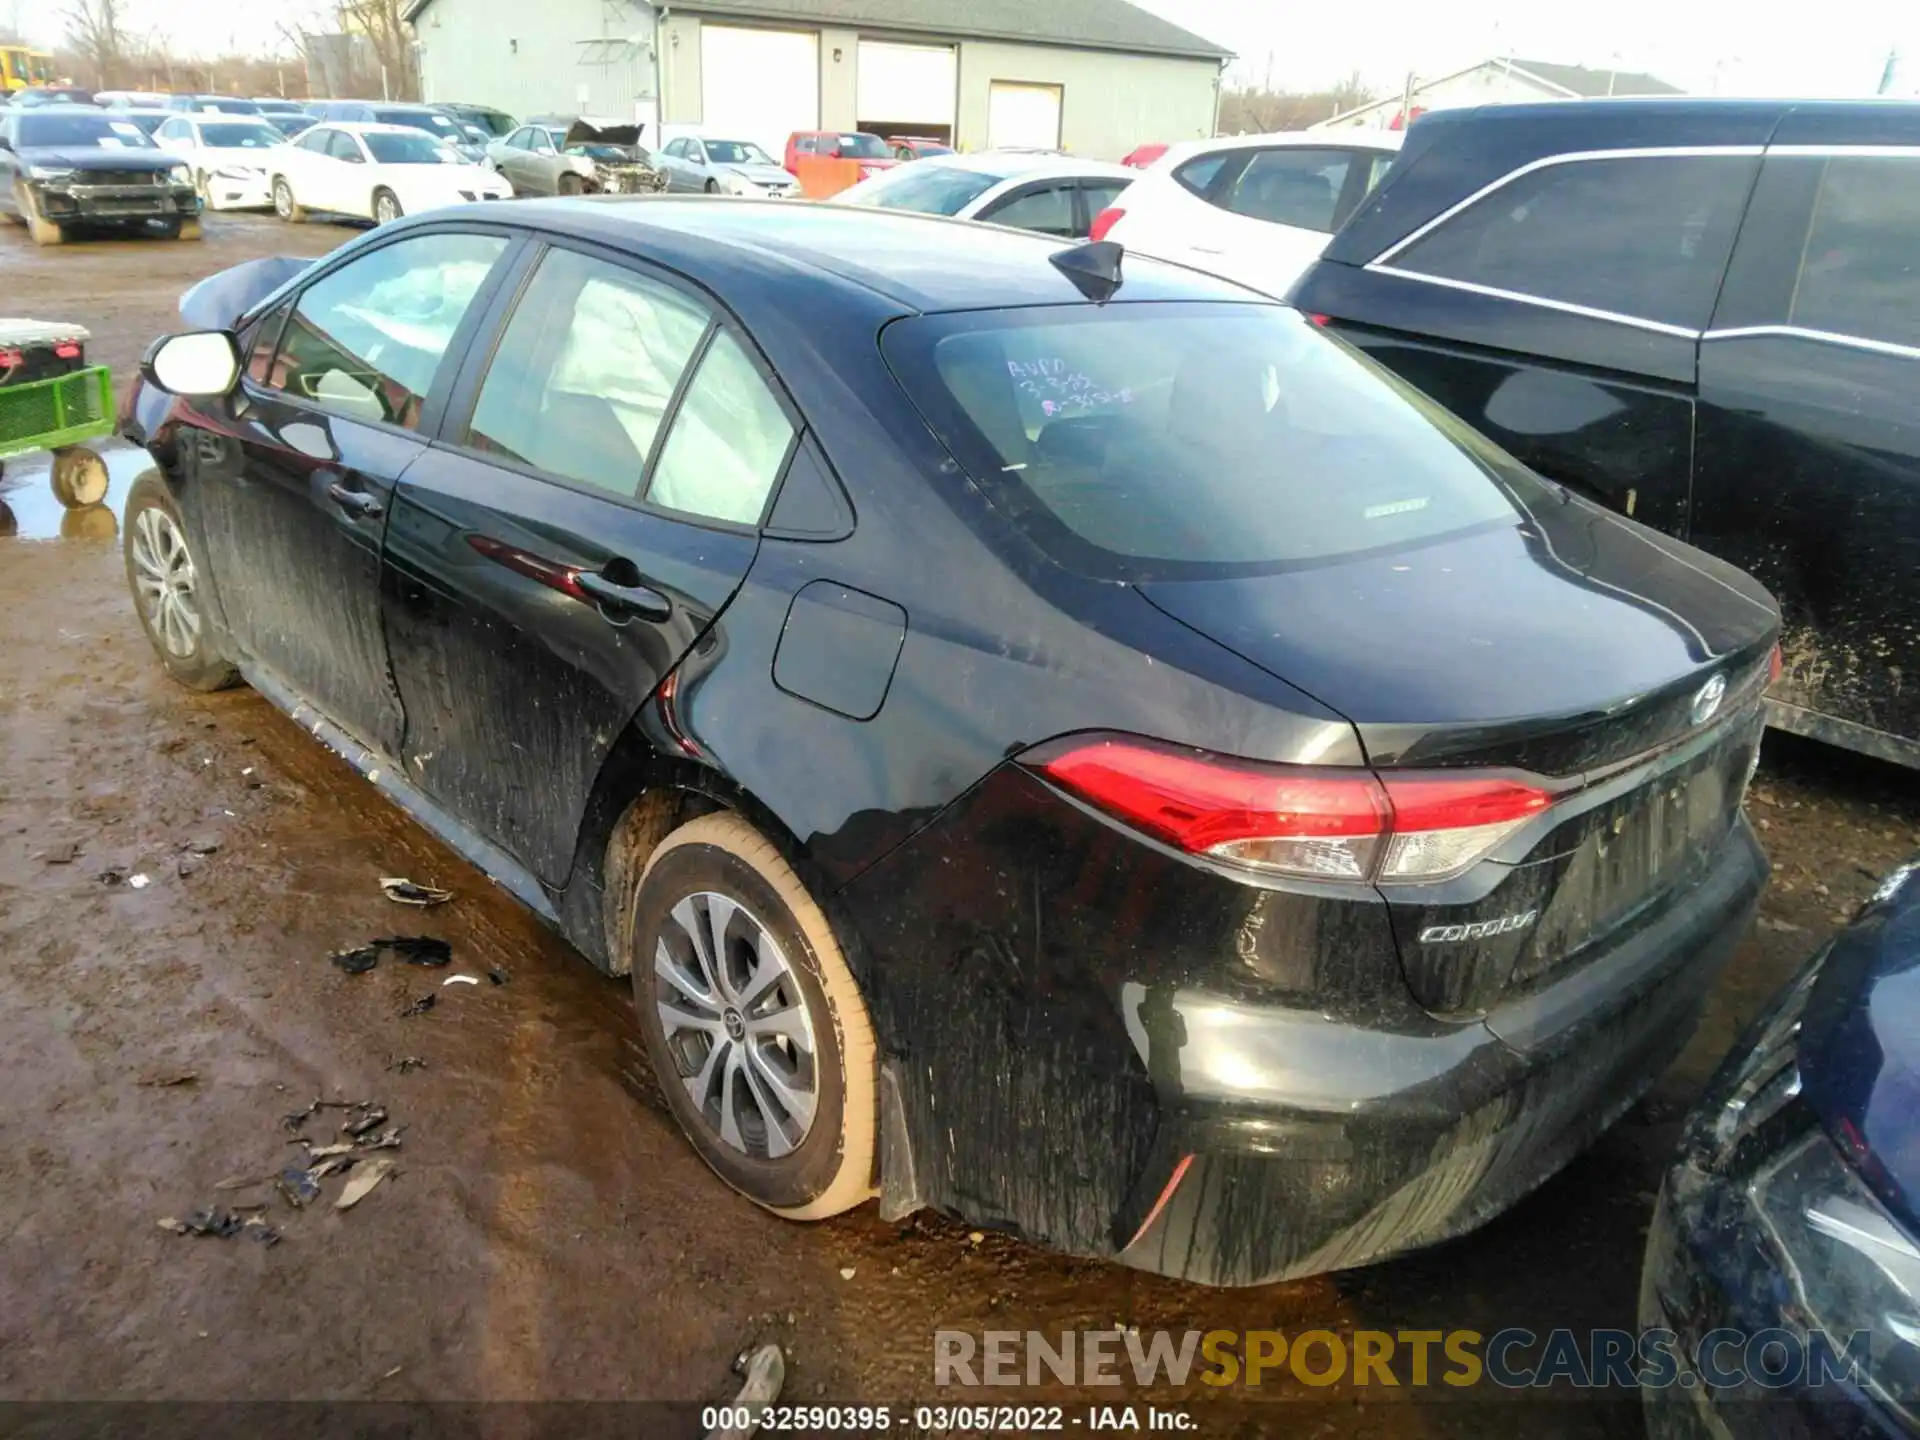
[404,0,1231,161]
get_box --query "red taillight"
[1089,206,1125,243]
[1307,313,1332,327]
[53,341,81,358]
[1032,736,1553,884]
[0,349,20,370]
[1768,643,1783,685]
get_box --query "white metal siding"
[699,25,818,158]
[855,40,955,129]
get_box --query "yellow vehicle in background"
[0,46,57,92]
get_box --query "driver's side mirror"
[142,330,241,399]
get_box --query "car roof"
[1154,128,1405,171]
[1324,96,1920,265]
[485,196,1267,314]
[923,150,1135,181]
[325,121,448,137]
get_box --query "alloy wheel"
[654,891,819,1159]
[375,193,399,223]
[130,506,202,659]
[273,180,291,217]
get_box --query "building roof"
[1503,58,1683,98]
[404,0,1231,59]
[1317,55,1683,126]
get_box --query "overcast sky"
[8,0,1916,97]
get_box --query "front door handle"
[326,482,384,519]
[576,570,671,621]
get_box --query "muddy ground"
[2,213,1917,1437]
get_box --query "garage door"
[856,40,955,142]
[987,81,1062,151]
[701,25,818,160]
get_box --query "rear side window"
[1219,148,1354,232]
[467,248,710,496]
[884,303,1541,581]
[648,331,796,525]
[1789,155,1920,350]
[266,233,506,428]
[1173,153,1228,196]
[978,183,1078,236]
[1390,154,1757,329]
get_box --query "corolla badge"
[1419,909,1538,944]
[1690,673,1728,726]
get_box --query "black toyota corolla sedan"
[121,198,1781,1284]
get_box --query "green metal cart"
[0,320,115,508]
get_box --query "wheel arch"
[556,718,824,979]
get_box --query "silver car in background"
[655,135,797,197]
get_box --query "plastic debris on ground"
[487,967,509,986]
[331,945,380,975]
[275,1168,321,1209]
[399,994,435,1017]
[158,1208,244,1238]
[442,974,479,987]
[334,1158,394,1211]
[342,1106,388,1138]
[708,1344,786,1440]
[390,1055,427,1074]
[380,877,452,906]
[39,840,81,865]
[136,1071,199,1088]
[128,874,150,890]
[328,936,452,974]
[379,936,452,967]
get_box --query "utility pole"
[1879,45,1900,95]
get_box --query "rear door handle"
[576,570,671,621]
[326,482,383,519]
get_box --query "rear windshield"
[838,133,891,159]
[843,164,1002,215]
[198,98,261,114]
[18,113,157,148]
[883,303,1545,580]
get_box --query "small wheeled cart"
[0,319,115,509]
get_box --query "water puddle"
[0,443,152,543]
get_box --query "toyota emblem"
[1690,673,1727,726]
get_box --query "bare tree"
[1217,72,1380,135]
[61,0,125,87]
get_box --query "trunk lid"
[1139,501,1779,1017]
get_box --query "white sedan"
[150,113,286,210]
[269,122,511,225]
[830,152,1135,239]
[1094,131,1404,298]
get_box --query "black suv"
[1292,98,1920,769]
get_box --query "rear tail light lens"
[1030,736,1552,884]
[1089,206,1125,243]
[1768,643,1783,685]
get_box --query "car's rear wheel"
[373,188,402,224]
[629,812,878,1219]
[273,176,305,223]
[558,173,583,196]
[123,471,238,692]
[704,178,719,194]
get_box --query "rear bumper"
[1117,821,1767,1284]
[840,758,1767,1285]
